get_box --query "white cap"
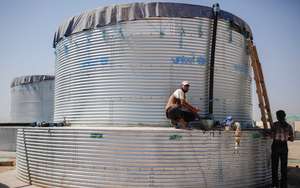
[181,81,190,86]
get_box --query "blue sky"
[0,0,299,122]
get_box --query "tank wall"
[16,128,272,187]
[10,80,54,123]
[0,127,17,151]
[54,17,251,126]
[213,21,252,126]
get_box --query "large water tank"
[16,128,272,188]
[53,2,252,126]
[10,75,55,122]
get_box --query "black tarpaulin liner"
[53,2,252,47]
[11,75,55,88]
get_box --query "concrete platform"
[0,152,15,167]
[288,140,300,167]
[0,152,15,161]
[0,151,37,188]
[0,167,299,188]
[0,169,39,188]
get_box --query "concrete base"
[16,127,273,188]
[0,152,15,167]
[0,169,39,188]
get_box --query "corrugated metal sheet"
[11,75,55,88]
[213,21,252,125]
[10,78,55,123]
[0,127,17,151]
[16,127,272,188]
[54,17,251,126]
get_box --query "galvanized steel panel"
[0,127,17,151]
[17,127,272,187]
[213,21,252,125]
[54,17,251,126]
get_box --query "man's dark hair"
[276,110,286,122]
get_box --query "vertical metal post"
[22,128,32,185]
[208,3,220,117]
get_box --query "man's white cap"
[181,81,190,86]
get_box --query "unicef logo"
[171,54,207,65]
[80,56,109,68]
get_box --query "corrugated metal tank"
[0,127,17,151]
[16,127,272,187]
[10,75,55,123]
[53,2,252,127]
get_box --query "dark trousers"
[272,142,288,188]
[166,107,196,122]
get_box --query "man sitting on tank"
[165,81,200,129]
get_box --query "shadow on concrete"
[288,166,300,186]
[0,183,9,188]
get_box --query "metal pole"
[22,128,32,185]
[208,3,220,117]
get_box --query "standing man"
[271,110,294,188]
[165,81,200,129]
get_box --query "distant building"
[293,121,300,139]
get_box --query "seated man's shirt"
[165,89,186,111]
